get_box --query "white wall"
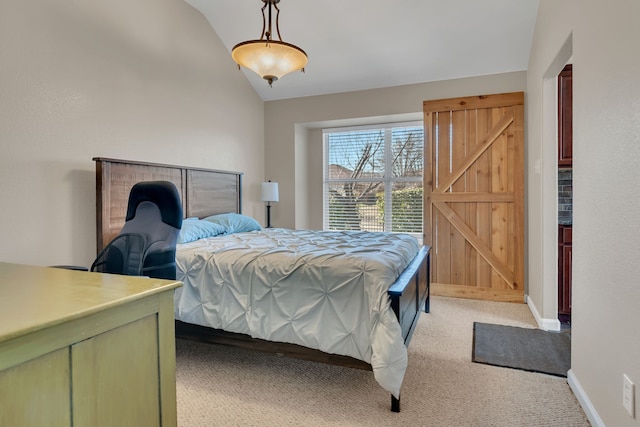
[264,72,527,230]
[528,1,640,425]
[525,0,574,330]
[0,0,264,267]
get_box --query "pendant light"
[231,0,307,87]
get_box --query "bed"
[94,157,431,412]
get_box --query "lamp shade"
[232,40,307,86]
[231,0,307,87]
[261,181,279,202]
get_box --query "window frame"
[322,121,424,239]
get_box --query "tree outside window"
[324,123,423,240]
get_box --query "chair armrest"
[49,265,89,271]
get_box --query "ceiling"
[186,0,539,102]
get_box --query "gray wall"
[0,0,265,267]
[527,1,640,425]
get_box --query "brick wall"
[558,169,572,225]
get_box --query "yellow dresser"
[0,263,182,427]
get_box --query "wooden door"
[423,92,524,302]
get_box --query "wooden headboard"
[94,157,243,253]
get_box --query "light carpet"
[176,296,590,426]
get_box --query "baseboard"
[568,369,605,427]
[526,295,561,331]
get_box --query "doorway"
[557,64,573,324]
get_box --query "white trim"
[526,295,561,331]
[568,369,605,427]
[322,120,422,134]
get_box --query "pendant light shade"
[231,0,307,87]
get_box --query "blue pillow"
[178,218,227,244]
[202,213,261,234]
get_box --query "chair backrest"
[91,181,183,280]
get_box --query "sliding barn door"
[423,92,524,302]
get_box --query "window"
[323,122,424,241]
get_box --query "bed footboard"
[388,246,431,346]
[387,245,431,413]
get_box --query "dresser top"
[0,262,181,344]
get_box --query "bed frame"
[94,157,431,412]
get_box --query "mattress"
[174,228,420,397]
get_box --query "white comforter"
[174,228,419,397]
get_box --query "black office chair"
[90,181,183,280]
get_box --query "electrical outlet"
[623,374,635,418]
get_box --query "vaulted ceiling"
[187,0,539,101]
